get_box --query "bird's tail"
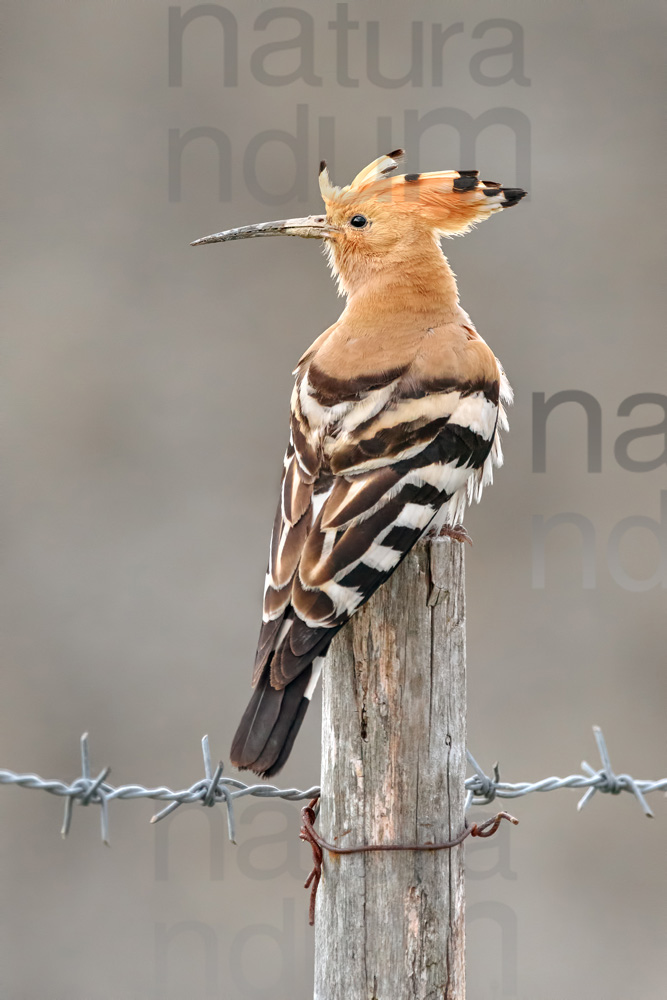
[230,657,325,777]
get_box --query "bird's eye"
[349,214,368,229]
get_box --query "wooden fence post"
[314,538,467,999]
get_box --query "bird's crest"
[319,150,525,234]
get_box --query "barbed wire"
[464,726,664,816]
[0,727,664,846]
[0,735,319,846]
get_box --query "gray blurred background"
[2,2,666,997]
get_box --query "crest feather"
[318,150,405,205]
[349,150,404,189]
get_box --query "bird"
[192,149,525,776]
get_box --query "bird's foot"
[426,522,473,546]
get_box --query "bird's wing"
[256,363,503,692]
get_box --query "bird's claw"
[426,523,473,546]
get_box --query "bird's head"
[192,150,525,296]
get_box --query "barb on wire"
[0,733,319,845]
[0,727,664,845]
[577,725,654,817]
[464,725,664,818]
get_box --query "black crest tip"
[319,160,327,174]
[453,175,479,192]
[500,188,527,207]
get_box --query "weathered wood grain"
[314,538,467,1000]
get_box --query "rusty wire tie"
[299,795,518,926]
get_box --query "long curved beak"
[191,214,337,246]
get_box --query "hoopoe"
[192,150,525,776]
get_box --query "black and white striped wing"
[231,380,499,775]
[274,382,499,681]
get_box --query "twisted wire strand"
[0,727,664,845]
